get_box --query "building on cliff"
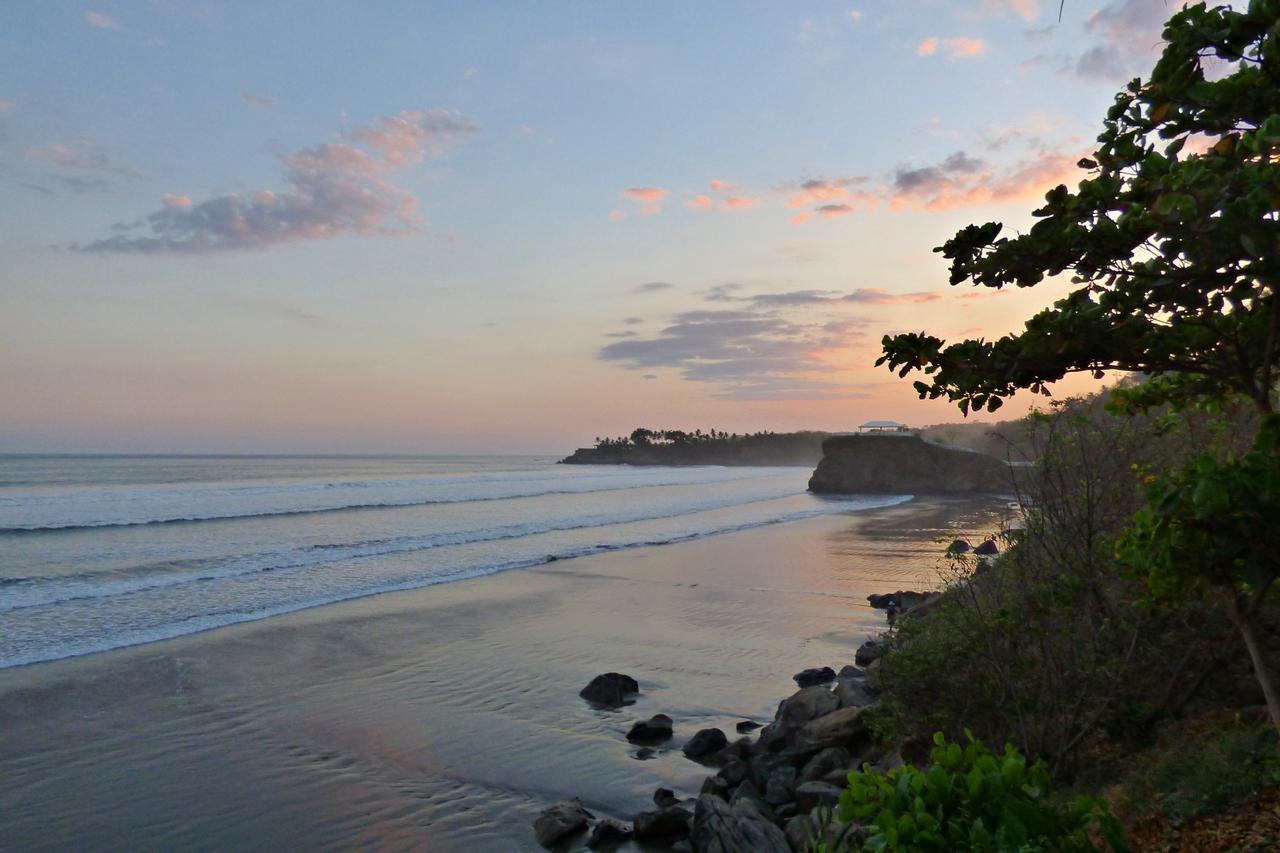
[857,420,910,434]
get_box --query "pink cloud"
[608,209,627,221]
[348,110,478,165]
[620,186,669,215]
[623,187,668,203]
[681,182,763,213]
[918,36,986,58]
[85,11,121,29]
[74,110,478,254]
[849,10,864,22]
[892,150,1079,211]
[788,149,1081,223]
[785,176,868,208]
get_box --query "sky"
[0,1,1178,454]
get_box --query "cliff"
[561,432,829,467]
[807,433,1011,494]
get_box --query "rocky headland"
[560,431,830,467]
[807,433,1010,495]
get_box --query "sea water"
[0,455,909,669]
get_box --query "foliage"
[874,0,1280,735]
[593,427,780,448]
[1119,416,1280,603]
[877,1,1280,418]
[826,733,1126,852]
[875,395,1243,772]
[1117,722,1280,825]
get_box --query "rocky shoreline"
[532,586,951,851]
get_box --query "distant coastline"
[560,429,830,467]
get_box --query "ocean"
[0,455,910,671]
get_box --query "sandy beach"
[0,496,1006,851]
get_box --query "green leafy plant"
[831,733,1127,851]
[1119,417,1280,733]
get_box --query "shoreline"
[0,496,1007,851]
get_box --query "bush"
[825,733,1126,852]
[1120,723,1280,826]
[874,394,1249,774]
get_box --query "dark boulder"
[634,747,657,760]
[854,639,884,667]
[690,795,790,853]
[947,538,971,554]
[735,720,761,733]
[587,818,632,849]
[834,677,875,709]
[780,685,840,728]
[683,728,729,760]
[792,666,836,687]
[653,787,680,808]
[795,781,844,812]
[700,775,731,800]
[626,713,673,744]
[796,706,871,752]
[799,746,851,783]
[718,759,749,787]
[633,805,693,840]
[974,538,1000,556]
[763,765,798,805]
[580,673,639,707]
[534,799,593,848]
[866,590,931,612]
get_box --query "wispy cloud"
[599,307,869,400]
[972,0,1041,22]
[783,176,869,209]
[716,287,941,306]
[918,36,986,58]
[889,149,1079,211]
[24,141,142,179]
[633,281,674,294]
[239,91,278,109]
[1074,0,1178,81]
[787,148,1080,221]
[73,110,478,254]
[85,10,121,29]
[621,186,669,215]
[684,180,763,212]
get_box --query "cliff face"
[807,433,1010,494]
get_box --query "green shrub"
[1122,724,1280,826]
[829,734,1126,852]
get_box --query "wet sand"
[0,496,1007,851]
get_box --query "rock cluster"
[536,665,887,849]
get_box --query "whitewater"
[0,455,909,670]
